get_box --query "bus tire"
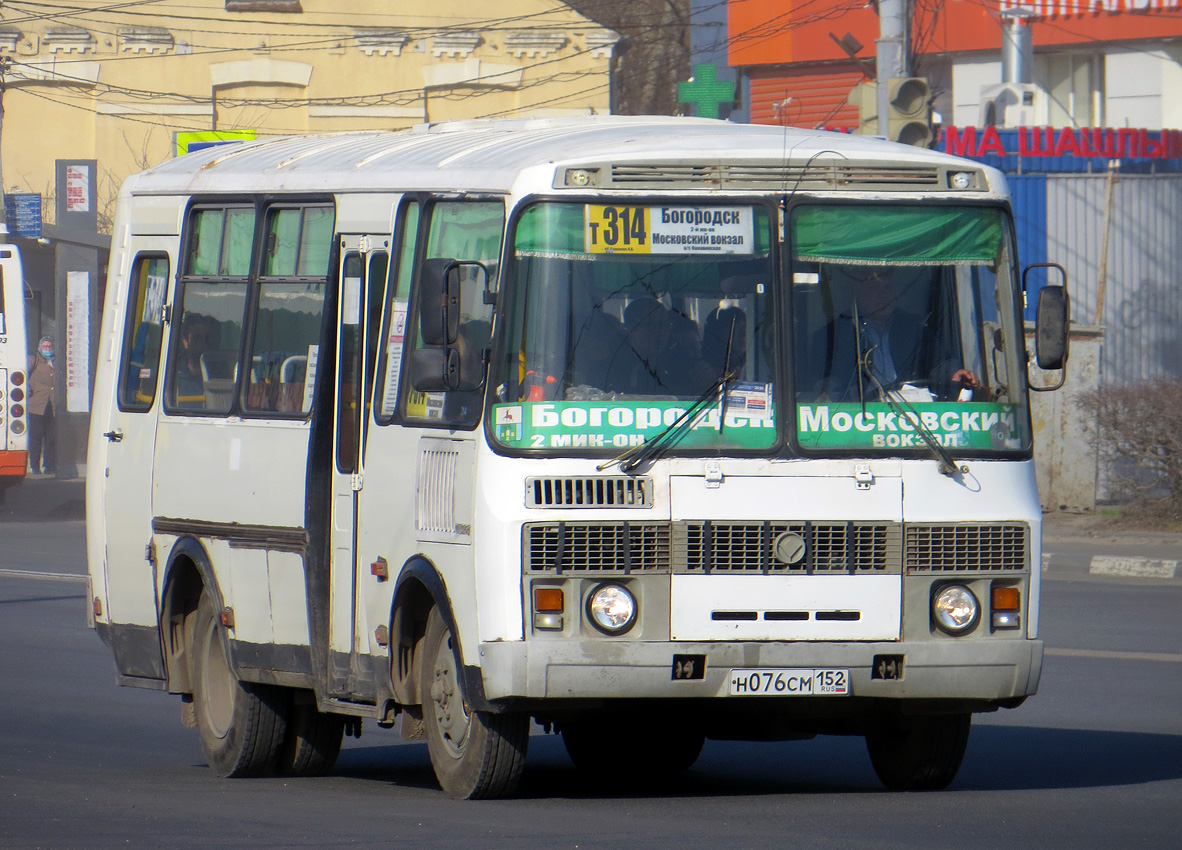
[865,711,972,791]
[279,700,345,777]
[562,717,704,777]
[189,590,287,777]
[419,606,528,799]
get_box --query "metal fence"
[1039,173,1182,385]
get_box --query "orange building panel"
[730,0,1182,67]
[748,66,867,130]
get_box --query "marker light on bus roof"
[950,172,974,190]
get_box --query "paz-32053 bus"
[86,117,1069,798]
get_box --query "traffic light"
[846,81,877,135]
[886,77,933,147]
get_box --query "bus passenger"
[175,313,218,408]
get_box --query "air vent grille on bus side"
[904,523,1029,571]
[606,163,941,191]
[526,476,653,508]
[417,447,459,534]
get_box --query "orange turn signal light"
[992,587,1020,611]
[534,587,564,613]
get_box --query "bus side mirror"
[1023,262,1069,392]
[419,258,461,347]
[1035,285,1068,370]
[409,347,462,392]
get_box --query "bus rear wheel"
[189,590,287,777]
[279,699,345,777]
[865,711,972,791]
[419,606,528,799]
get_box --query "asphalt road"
[1,479,1180,849]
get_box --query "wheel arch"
[388,555,492,712]
[159,535,223,695]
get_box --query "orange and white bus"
[0,238,29,499]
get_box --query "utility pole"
[0,54,10,230]
[875,0,909,137]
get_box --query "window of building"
[1039,53,1104,128]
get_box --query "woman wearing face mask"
[26,336,56,476]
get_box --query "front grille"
[526,522,671,572]
[526,476,652,508]
[524,521,1029,575]
[678,522,898,574]
[905,523,1029,572]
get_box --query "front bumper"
[479,636,1043,703]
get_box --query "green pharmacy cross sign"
[678,63,735,120]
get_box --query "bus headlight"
[586,583,637,635]
[932,585,980,635]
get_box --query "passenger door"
[327,234,389,698]
[94,246,172,681]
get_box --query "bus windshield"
[489,200,1031,458]
[491,201,777,454]
[791,204,1032,454]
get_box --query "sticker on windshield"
[796,402,1022,450]
[585,205,755,255]
[493,398,776,451]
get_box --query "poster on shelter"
[65,165,90,213]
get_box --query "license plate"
[728,668,850,696]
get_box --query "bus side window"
[166,282,247,413]
[400,200,503,428]
[117,254,169,411]
[375,200,420,423]
[243,205,334,416]
[244,282,327,414]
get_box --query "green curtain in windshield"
[515,203,584,256]
[792,206,1002,266]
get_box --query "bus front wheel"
[189,590,287,777]
[419,606,528,799]
[865,711,972,791]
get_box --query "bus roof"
[125,116,1004,199]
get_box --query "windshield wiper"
[597,370,737,474]
[863,370,966,478]
[851,302,868,407]
[599,315,741,474]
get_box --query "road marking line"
[0,568,88,583]
[1046,647,1182,664]
[1089,556,1177,579]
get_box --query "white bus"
[0,239,30,499]
[87,117,1069,799]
